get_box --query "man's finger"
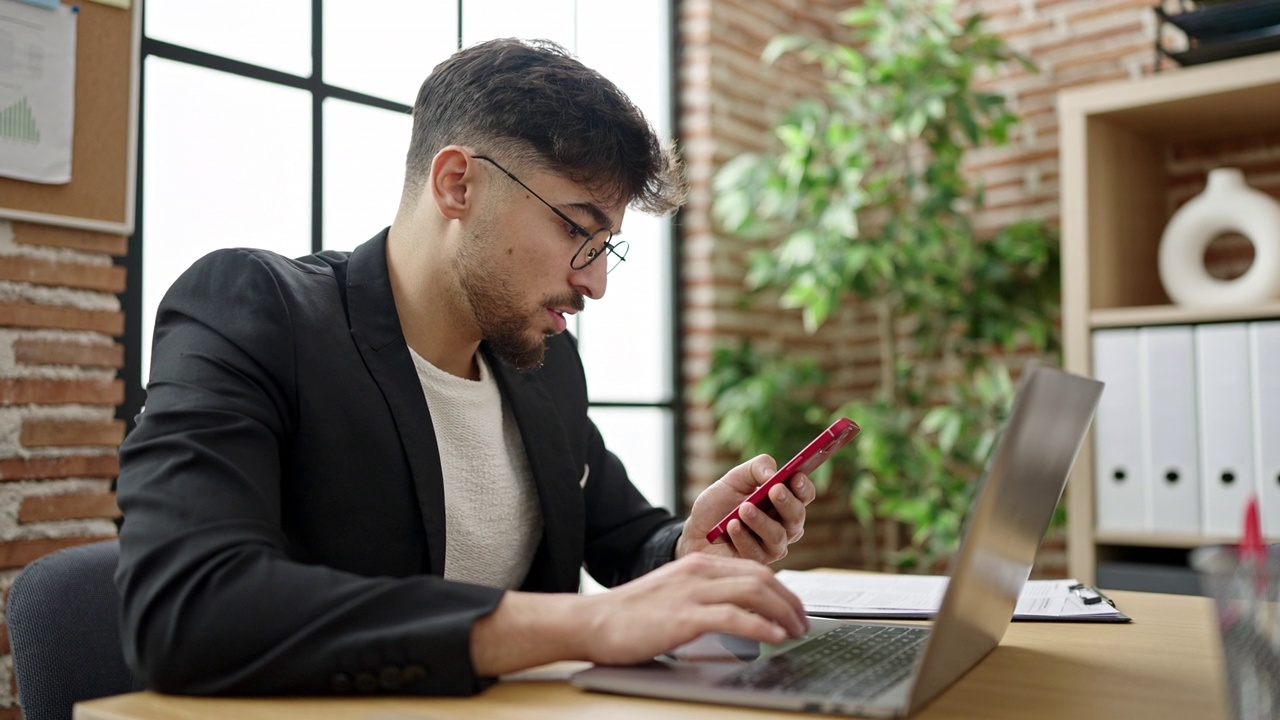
[693,604,790,644]
[691,579,808,638]
[739,501,788,553]
[769,484,807,542]
[727,518,772,564]
[788,473,816,505]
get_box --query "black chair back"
[7,540,135,720]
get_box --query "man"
[116,38,814,697]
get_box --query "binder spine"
[1195,323,1256,537]
[1092,329,1148,533]
[1140,326,1200,535]
[1251,321,1280,536]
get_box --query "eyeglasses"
[474,155,628,273]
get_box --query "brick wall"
[677,0,1280,576]
[0,220,125,718]
[678,0,877,571]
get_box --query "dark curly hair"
[403,38,685,215]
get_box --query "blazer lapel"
[486,348,585,593]
[344,230,449,576]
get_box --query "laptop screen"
[907,365,1103,710]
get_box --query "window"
[126,1,681,512]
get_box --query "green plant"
[703,0,1061,568]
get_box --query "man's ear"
[429,147,474,220]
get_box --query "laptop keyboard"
[717,623,928,701]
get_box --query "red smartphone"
[705,417,860,544]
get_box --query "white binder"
[1250,321,1280,536]
[1195,323,1255,537]
[1139,326,1200,534]
[1092,329,1147,532]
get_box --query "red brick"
[19,420,125,448]
[0,256,126,293]
[19,492,121,523]
[966,148,1059,173]
[0,702,18,720]
[1034,28,1143,59]
[0,622,8,655]
[1169,136,1278,160]
[13,338,125,369]
[1014,68,1128,103]
[0,302,124,336]
[1052,42,1149,73]
[0,536,115,570]
[1062,0,1151,25]
[999,19,1054,40]
[0,455,120,482]
[0,378,124,406]
[12,222,128,256]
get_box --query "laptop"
[573,363,1103,717]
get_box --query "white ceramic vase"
[1158,167,1280,307]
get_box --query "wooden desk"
[75,590,1229,720]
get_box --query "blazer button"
[330,673,353,693]
[379,666,403,690]
[354,671,379,693]
[403,664,427,683]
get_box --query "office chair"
[7,539,135,720]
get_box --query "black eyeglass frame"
[473,155,628,273]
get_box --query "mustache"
[546,291,585,313]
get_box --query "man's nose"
[571,256,608,300]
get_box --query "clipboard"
[777,570,1132,623]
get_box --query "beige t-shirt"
[407,348,542,589]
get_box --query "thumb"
[736,454,777,491]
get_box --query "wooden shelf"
[1095,532,1280,549]
[1058,51,1280,585]
[1091,301,1280,328]
[1057,51,1280,143]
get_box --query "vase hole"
[1202,231,1255,280]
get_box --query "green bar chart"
[0,97,41,144]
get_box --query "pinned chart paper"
[0,0,77,183]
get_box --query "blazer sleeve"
[115,249,505,696]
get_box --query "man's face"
[451,161,622,371]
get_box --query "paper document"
[777,570,1130,622]
[0,0,77,183]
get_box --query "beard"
[453,224,585,371]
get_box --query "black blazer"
[115,230,681,696]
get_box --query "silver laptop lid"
[906,364,1103,711]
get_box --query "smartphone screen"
[705,417,859,544]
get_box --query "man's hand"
[469,457,817,677]
[579,553,810,666]
[470,553,811,675]
[676,455,816,564]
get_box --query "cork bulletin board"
[0,0,140,234]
